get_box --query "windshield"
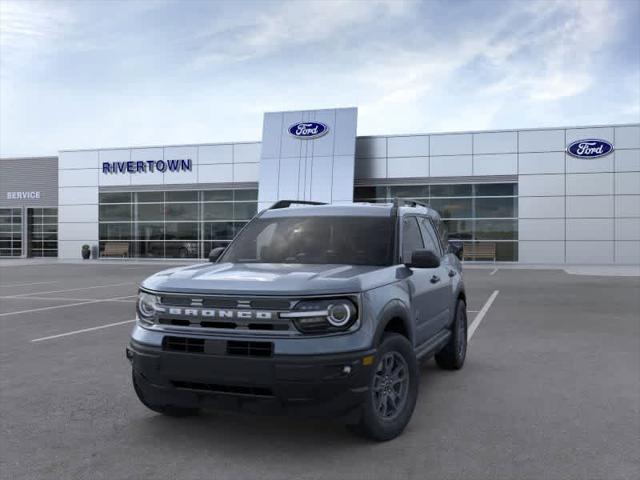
[220,215,394,266]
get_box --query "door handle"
[430,275,440,284]
[448,270,456,277]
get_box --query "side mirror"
[208,247,226,263]
[448,242,463,261]
[406,249,440,269]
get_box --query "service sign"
[288,122,329,139]
[566,139,613,159]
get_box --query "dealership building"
[1,107,639,264]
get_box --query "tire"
[348,333,419,441]
[435,300,467,370]
[132,371,199,417]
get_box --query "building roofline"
[355,122,640,139]
[8,122,636,156]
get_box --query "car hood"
[140,262,398,295]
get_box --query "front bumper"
[128,339,376,420]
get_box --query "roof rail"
[391,198,430,209]
[269,200,327,210]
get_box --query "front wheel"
[435,299,467,370]
[348,333,418,441]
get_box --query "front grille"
[160,295,293,310]
[226,340,273,357]
[162,336,204,353]
[171,380,273,397]
[162,336,273,357]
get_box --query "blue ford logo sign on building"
[288,122,329,139]
[567,139,614,159]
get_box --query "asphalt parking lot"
[0,261,638,480]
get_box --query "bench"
[462,242,496,262]
[102,242,129,258]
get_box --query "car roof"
[261,202,441,220]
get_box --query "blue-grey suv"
[127,200,467,441]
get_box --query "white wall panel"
[566,196,613,218]
[615,149,640,172]
[356,137,386,158]
[59,150,99,170]
[473,154,517,175]
[59,204,98,223]
[199,144,233,164]
[258,156,279,202]
[277,157,301,200]
[310,156,333,203]
[430,134,472,156]
[59,240,97,260]
[615,126,640,149]
[473,131,517,154]
[59,187,97,205]
[566,153,614,174]
[518,129,565,153]
[387,157,428,178]
[233,143,261,163]
[518,152,565,174]
[566,127,614,144]
[566,173,613,196]
[355,157,386,179]
[60,169,99,187]
[615,196,640,217]
[430,155,472,176]
[198,164,233,183]
[566,219,613,241]
[387,136,429,157]
[334,109,359,157]
[519,241,565,263]
[566,241,613,264]
[130,147,164,186]
[519,197,565,218]
[260,113,283,159]
[234,163,259,182]
[518,174,565,196]
[615,172,640,195]
[332,155,355,202]
[58,222,99,241]
[615,241,640,264]
[615,218,640,241]
[519,219,564,240]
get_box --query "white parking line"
[468,290,499,340]
[0,295,136,302]
[489,268,498,276]
[31,319,136,343]
[8,282,135,298]
[0,295,135,317]
[0,281,57,288]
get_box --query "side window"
[402,217,424,263]
[418,217,441,256]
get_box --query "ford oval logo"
[288,122,329,139]
[567,139,614,159]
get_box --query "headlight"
[137,291,160,325]
[282,298,358,334]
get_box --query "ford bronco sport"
[127,199,467,441]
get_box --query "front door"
[401,216,446,346]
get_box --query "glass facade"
[28,208,58,257]
[0,208,23,257]
[98,189,258,259]
[354,182,518,261]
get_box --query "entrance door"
[27,208,58,257]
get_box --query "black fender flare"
[372,299,414,347]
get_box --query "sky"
[0,0,638,157]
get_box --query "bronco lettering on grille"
[164,308,275,320]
